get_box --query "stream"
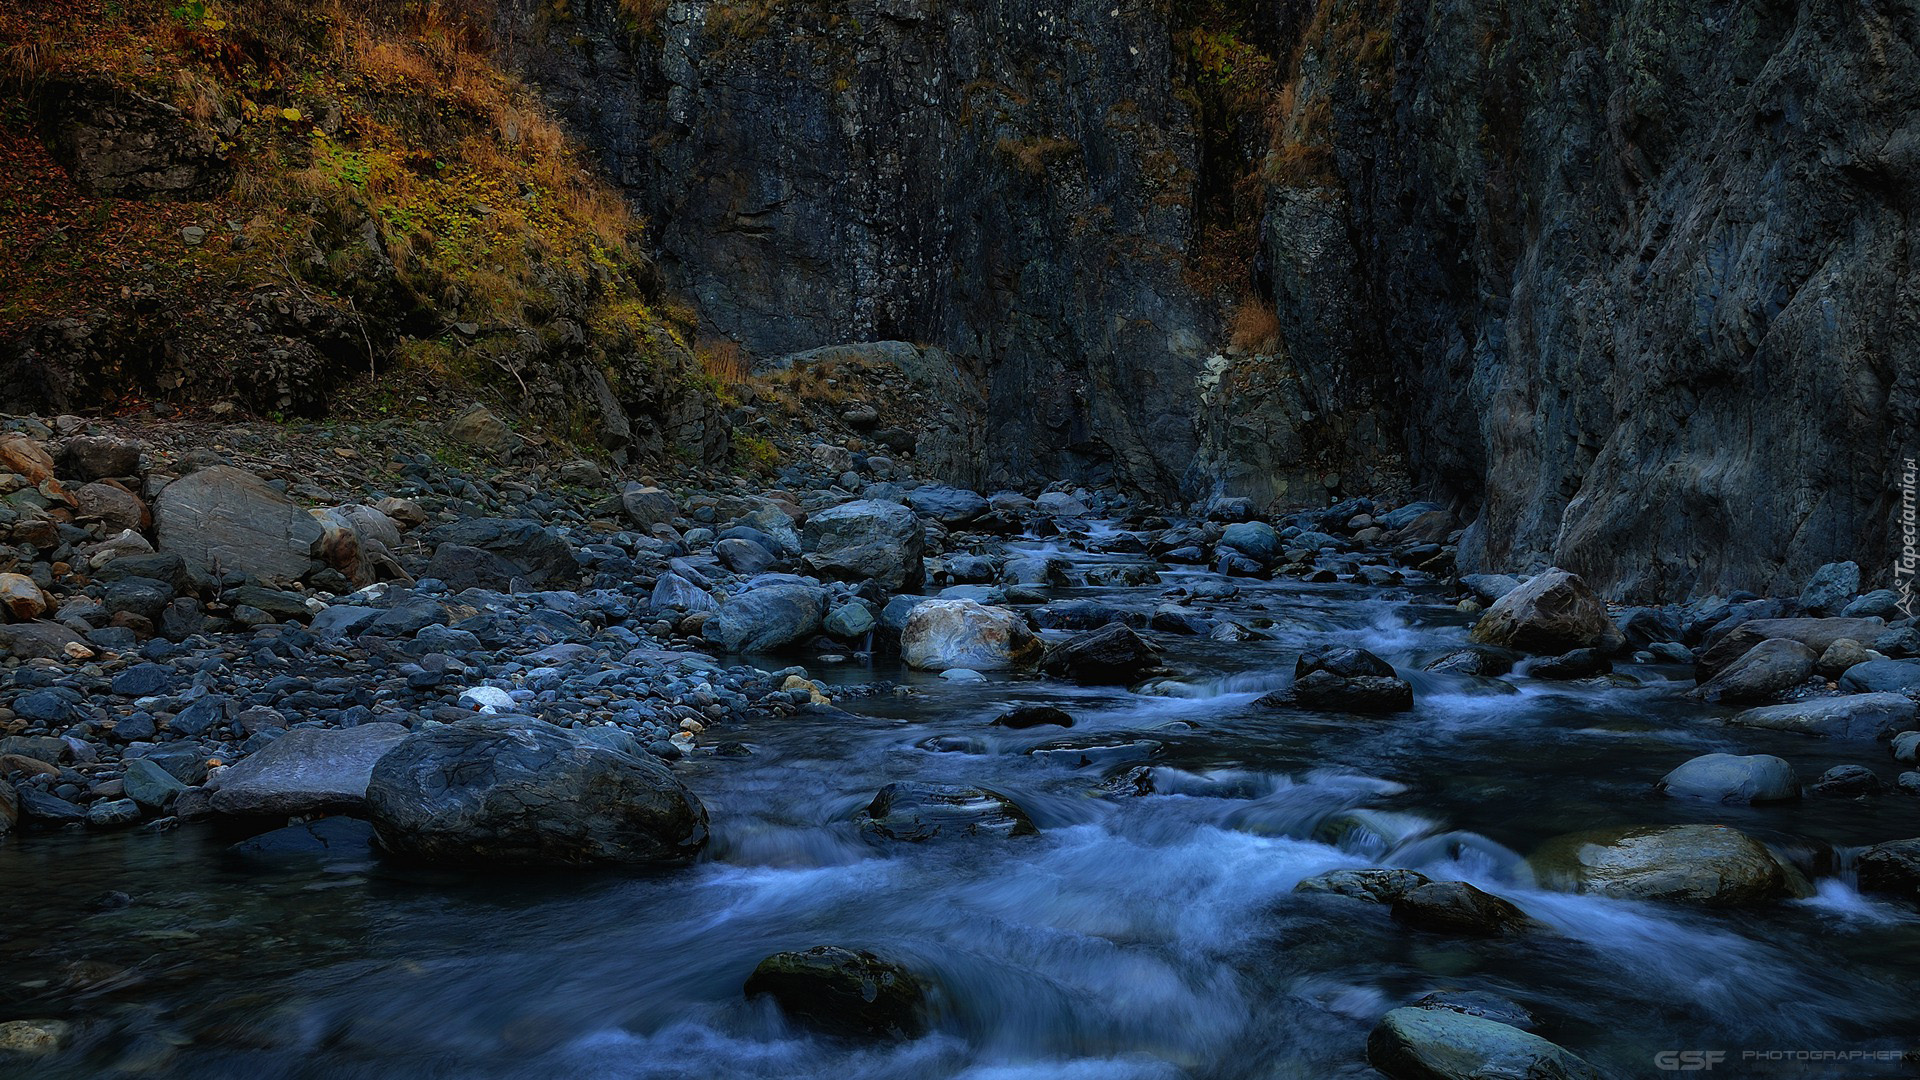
[5,533,1920,1078]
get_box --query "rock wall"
[502,0,1920,601]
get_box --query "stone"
[366,719,708,866]
[619,484,678,530]
[0,572,53,621]
[123,757,188,811]
[703,581,828,652]
[1391,881,1536,937]
[1467,569,1619,655]
[1529,824,1801,907]
[1895,730,1920,763]
[1366,1008,1600,1080]
[86,797,142,828]
[822,600,877,639]
[1035,491,1090,517]
[905,484,989,525]
[0,620,85,659]
[715,537,776,574]
[0,1018,72,1055]
[16,788,86,825]
[1855,838,1920,901]
[1690,638,1816,703]
[900,599,1042,671]
[1286,669,1414,713]
[744,947,929,1040]
[207,723,410,817]
[0,433,56,485]
[1294,867,1433,904]
[1038,622,1158,684]
[154,464,323,581]
[801,499,925,591]
[1523,648,1612,680]
[1844,590,1903,619]
[60,433,144,479]
[1297,645,1396,680]
[1459,573,1522,605]
[75,480,148,532]
[1810,765,1881,796]
[1658,753,1799,804]
[1798,560,1860,615]
[1697,618,1886,679]
[1218,520,1281,562]
[1838,659,1920,694]
[1727,694,1916,741]
[444,403,517,454]
[992,705,1075,729]
[423,518,580,586]
[1423,646,1520,676]
[229,816,378,863]
[651,572,717,612]
[856,781,1036,842]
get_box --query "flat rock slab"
[155,465,322,581]
[1728,693,1917,740]
[208,723,410,816]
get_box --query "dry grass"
[996,135,1081,176]
[696,338,753,384]
[1229,299,1283,354]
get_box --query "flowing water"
[6,536,1920,1078]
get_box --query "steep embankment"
[495,0,1918,601]
[0,0,728,464]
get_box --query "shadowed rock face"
[498,0,1918,601]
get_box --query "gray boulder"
[1390,881,1537,937]
[1839,659,1920,694]
[1690,638,1816,703]
[1468,569,1620,655]
[1658,753,1799,803]
[1529,824,1803,907]
[905,484,989,525]
[1367,1007,1600,1080]
[1039,622,1159,684]
[366,719,708,866]
[703,582,828,652]
[422,518,581,587]
[1856,838,1920,902]
[619,484,678,531]
[900,599,1042,671]
[154,465,322,582]
[1728,694,1916,740]
[208,723,411,816]
[1798,560,1860,615]
[856,781,1036,842]
[1697,617,1885,679]
[650,572,717,612]
[1218,521,1280,562]
[801,499,925,591]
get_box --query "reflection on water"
[5,545,1920,1078]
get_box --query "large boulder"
[1366,1007,1601,1080]
[1697,617,1885,679]
[1855,838,1920,902]
[421,518,581,587]
[1690,638,1817,703]
[905,484,989,525]
[1529,824,1802,907]
[1728,694,1917,740]
[1282,646,1413,712]
[1838,659,1920,694]
[702,581,828,652]
[1467,570,1619,655]
[0,621,86,660]
[801,499,925,591]
[36,78,233,199]
[366,719,708,866]
[1039,622,1159,684]
[1390,881,1537,937]
[900,599,1041,671]
[154,465,323,582]
[1798,560,1861,616]
[1218,521,1281,563]
[856,781,1036,842]
[619,484,678,531]
[743,947,929,1039]
[208,723,411,817]
[1657,753,1799,804]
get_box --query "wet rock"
[1896,731,1920,763]
[1366,1008,1599,1080]
[1038,622,1158,684]
[1696,617,1885,679]
[1690,638,1816,703]
[208,723,411,817]
[422,518,581,587]
[801,499,925,591]
[1838,659,1920,694]
[991,705,1074,729]
[900,599,1041,671]
[1391,881,1536,937]
[1798,560,1860,616]
[1727,694,1915,741]
[1522,648,1612,680]
[1409,991,1537,1031]
[1855,838,1920,901]
[0,1018,72,1055]
[1423,646,1520,677]
[744,946,929,1040]
[16,788,86,825]
[1284,654,1414,713]
[123,757,187,811]
[1843,590,1903,619]
[1658,753,1798,804]
[1529,824,1802,907]
[823,600,877,639]
[1297,645,1395,680]
[715,537,777,575]
[856,781,1036,842]
[1467,569,1620,655]
[1035,491,1090,517]
[1810,765,1881,796]
[1218,521,1280,562]
[703,581,828,652]
[366,718,709,867]
[1030,599,1129,631]
[86,797,142,829]
[1294,867,1432,904]
[154,464,324,581]
[229,817,378,863]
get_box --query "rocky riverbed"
[2,412,1919,1078]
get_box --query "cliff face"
[503,0,1920,600]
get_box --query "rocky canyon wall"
[499,0,1920,601]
